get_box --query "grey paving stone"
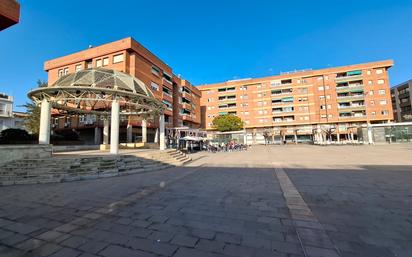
[30,243,62,256]
[188,228,216,240]
[195,239,225,253]
[127,237,178,256]
[15,238,44,251]
[60,235,89,248]
[78,240,108,254]
[4,222,41,234]
[223,244,257,257]
[171,234,199,247]
[215,232,241,244]
[0,232,29,246]
[148,231,175,242]
[305,246,340,257]
[48,247,82,257]
[36,230,67,242]
[0,245,24,257]
[173,247,208,257]
[131,219,152,228]
[99,245,156,257]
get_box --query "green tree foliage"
[212,114,244,132]
[0,128,36,144]
[22,80,48,135]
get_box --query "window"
[381,110,389,115]
[304,116,309,120]
[378,89,386,95]
[75,64,82,72]
[58,69,63,77]
[367,70,371,75]
[319,95,325,100]
[370,100,375,106]
[86,60,92,69]
[103,57,109,66]
[96,59,102,67]
[257,93,263,98]
[320,114,327,118]
[327,105,331,109]
[113,54,124,63]
[376,69,383,74]
[368,80,373,85]
[379,100,387,105]
[151,66,161,76]
[240,86,248,91]
[371,111,376,116]
[298,97,308,102]
[326,95,331,99]
[369,90,374,96]
[257,84,262,89]
[320,105,326,110]
[328,114,333,118]
[377,79,385,85]
[64,68,69,75]
[150,82,159,91]
[207,98,213,102]
[318,86,324,91]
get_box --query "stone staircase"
[134,149,191,166]
[0,149,191,186]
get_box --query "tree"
[22,80,48,135]
[212,114,243,132]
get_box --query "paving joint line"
[274,165,342,257]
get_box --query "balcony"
[339,114,367,119]
[335,74,363,83]
[338,105,366,111]
[336,94,364,102]
[336,84,364,93]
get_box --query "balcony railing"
[335,74,363,83]
[339,115,367,119]
[336,84,364,92]
[338,105,366,110]
[336,95,364,100]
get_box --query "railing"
[338,105,366,109]
[336,94,364,98]
[335,74,363,83]
[336,84,364,91]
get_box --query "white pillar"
[39,99,51,145]
[103,119,109,145]
[142,118,147,143]
[294,132,298,145]
[367,125,374,145]
[110,100,120,154]
[154,128,159,143]
[127,123,133,143]
[159,114,165,150]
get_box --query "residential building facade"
[0,93,14,131]
[44,37,200,144]
[199,60,394,144]
[0,93,27,132]
[391,80,412,122]
[0,0,20,31]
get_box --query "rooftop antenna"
[88,45,93,49]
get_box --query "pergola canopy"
[28,68,164,116]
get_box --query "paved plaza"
[0,145,411,257]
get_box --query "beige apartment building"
[44,37,201,144]
[199,60,394,144]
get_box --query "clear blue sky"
[1,0,412,111]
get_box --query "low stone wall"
[52,145,100,152]
[0,145,52,165]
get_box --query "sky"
[1,0,412,111]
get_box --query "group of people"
[205,140,247,153]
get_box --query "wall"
[0,145,52,165]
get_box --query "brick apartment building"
[44,38,201,143]
[0,0,20,31]
[391,80,412,122]
[199,60,394,143]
